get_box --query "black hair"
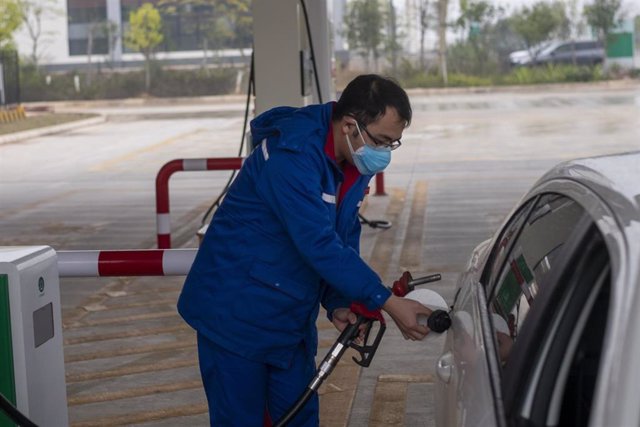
[333,74,412,126]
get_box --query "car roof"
[536,150,640,224]
[540,39,601,53]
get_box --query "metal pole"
[155,157,243,248]
[375,173,386,196]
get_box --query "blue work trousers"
[197,333,319,426]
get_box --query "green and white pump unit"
[0,246,68,427]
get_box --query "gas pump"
[252,0,332,114]
[0,246,68,427]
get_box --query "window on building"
[67,0,108,55]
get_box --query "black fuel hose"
[273,388,314,427]
[0,392,38,427]
[274,318,364,427]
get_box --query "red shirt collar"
[325,118,360,204]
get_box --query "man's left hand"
[331,307,365,343]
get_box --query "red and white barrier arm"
[156,157,244,249]
[57,249,197,277]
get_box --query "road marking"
[69,403,208,427]
[64,324,189,345]
[400,181,428,270]
[65,340,195,363]
[66,357,198,383]
[68,380,203,406]
[368,373,436,426]
[318,349,362,427]
[89,128,206,172]
[0,190,80,221]
[379,373,435,383]
[369,380,407,427]
[368,188,406,281]
[64,310,177,328]
[79,296,180,312]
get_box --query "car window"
[489,194,584,347]
[553,44,573,54]
[486,193,611,426]
[576,41,598,50]
[540,43,561,55]
[481,197,537,292]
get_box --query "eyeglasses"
[356,121,402,151]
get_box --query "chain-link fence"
[0,50,20,107]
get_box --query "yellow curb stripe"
[65,340,195,363]
[69,403,208,427]
[80,296,180,312]
[378,373,435,383]
[369,380,408,427]
[68,380,203,406]
[64,310,178,328]
[318,349,362,427]
[368,188,406,281]
[400,181,428,270]
[66,357,198,383]
[64,324,189,345]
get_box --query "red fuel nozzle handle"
[348,302,386,367]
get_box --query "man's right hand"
[382,294,432,340]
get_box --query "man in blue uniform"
[178,74,433,426]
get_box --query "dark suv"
[509,40,604,67]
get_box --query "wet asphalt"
[1,81,639,426]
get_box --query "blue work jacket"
[177,102,391,368]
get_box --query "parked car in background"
[509,40,604,67]
[434,151,640,427]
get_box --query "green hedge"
[20,66,241,102]
[398,60,606,89]
[500,64,604,85]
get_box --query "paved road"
[1,82,639,426]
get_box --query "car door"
[435,198,537,427]
[487,193,611,427]
[493,195,611,427]
[436,193,612,427]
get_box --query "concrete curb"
[0,115,107,146]
[25,94,247,112]
[404,78,640,96]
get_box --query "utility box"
[0,246,68,427]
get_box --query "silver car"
[509,40,604,67]
[434,151,640,427]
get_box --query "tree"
[449,1,498,75]
[510,1,568,63]
[436,0,449,84]
[385,0,402,74]
[584,0,622,44]
[418,0,431,69]
[344,0,386,71]
[456,0,495,40]
[0,0,22,51]
[562,0,587,39]
[157,0,251,69]
[219,0,252,51]
[125,3,164,91]
[16,0,59,67]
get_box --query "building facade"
[14,0,251,72]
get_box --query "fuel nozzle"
[392,271,452,334]
[391,271,442,297]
